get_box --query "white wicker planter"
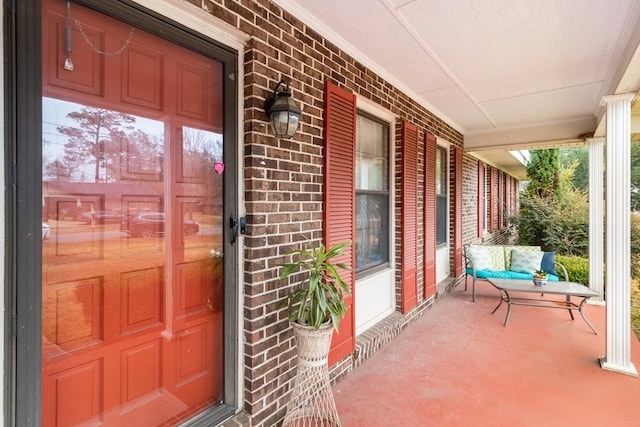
[282,321,341,427]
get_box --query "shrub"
[631,214,640,280]
[511,190,589,257]
[632,280,640,341]
[556,255,589,285]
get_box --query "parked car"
[81,211,125,224]
[42,223,51,241]
[120,212,199,238]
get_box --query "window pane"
[436,146,448,245]
[436,195,447,245]
[356,115,388,191]
[436,146,447,196]
[356,194,389,271]
[355,113,390,273]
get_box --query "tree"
[512,148,589,256]
[559,143,640,211]
[120,129,164,179]
[560,146,588,192]
[57,107,135,182]
[525,149,562,198]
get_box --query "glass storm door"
[41,0,226,424]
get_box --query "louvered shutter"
[498,170,503,229]
[324,81,356,365]
[477,161,485,237]
[401,122,418,312]
[504,175,513,218]
[423,132,437,298]
[511,177,518,215]
[489,166,495,233]
[453,147,463,277]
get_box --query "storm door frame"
[8,1,240,425]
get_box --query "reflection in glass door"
[41,0,226,424]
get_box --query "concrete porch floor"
[333,279,640,426]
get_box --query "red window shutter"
[504,175,513,218]
[489,166,495,233]
[453,147,463,277]
[423,132,437,298]
[511,177,518,215]
[477,161,485,237]
[401,121,418,312]
[323,81,356,365]
[497,171,503,229]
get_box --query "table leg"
[578,298,598,335]
[566,295,575,320]
[502,290,512,327]
[491,293,504,315]
[490,290,512,327]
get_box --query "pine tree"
[525,149,562,199]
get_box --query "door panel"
[46,11,104,96]
[41,0,226,425]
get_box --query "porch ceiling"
[275,0,640,179]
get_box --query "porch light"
[264,80,301,138]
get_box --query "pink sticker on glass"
[214,162,225,175]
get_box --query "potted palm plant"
[279,238,351,427]
[279,239,352,330]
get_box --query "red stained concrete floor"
[333,279,640,427]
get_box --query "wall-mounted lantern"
[264,80,301,139]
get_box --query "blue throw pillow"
[541,251,557,276]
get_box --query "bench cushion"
[466,268,560,282]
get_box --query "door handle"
[230,215,238,244]
[229,215,246,244]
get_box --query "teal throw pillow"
[509,249,543,274]
[467,246,493,271]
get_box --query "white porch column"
[599,93,638,376]
[587,137,605,305]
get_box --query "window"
[355,112,389,273]
[436,145,448,246]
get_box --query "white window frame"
[354,98,396,335]
[435,139,450,283]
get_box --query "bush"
[632,280,640,340]
[511,190,589,256]
[556,255,589,285]
[631,214,640,280]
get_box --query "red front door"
[41,1,226,424]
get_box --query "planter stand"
[282,321,341,427]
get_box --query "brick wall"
[183,1,517,425]
[460,155,518,248]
